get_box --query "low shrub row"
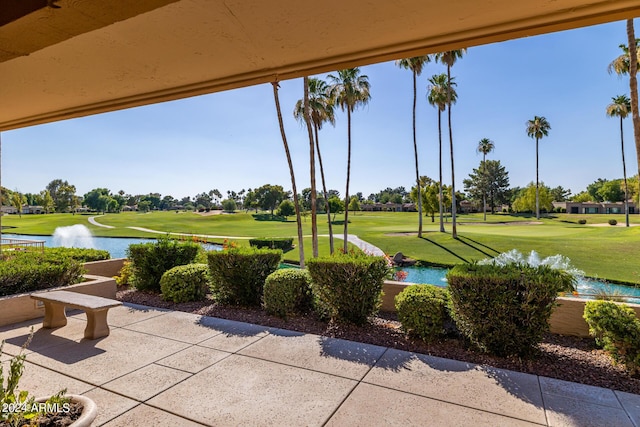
[249,238,293,250]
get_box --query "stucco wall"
[84,258,126,278]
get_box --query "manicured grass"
[3,211,639,283]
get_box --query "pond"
[1,233,221,259]
[397,266,640,305]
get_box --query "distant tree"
[587,178,608,202]
[84,188,112,213]
[607,94,632,226]
[137,200,151,213]
[550,186,572,202]
[11,192,25,217]
[598,180,624,202]
[348,196,361,213]
[463,160,510,213]
[255,184,287,216]
[222,199,237,213]
[328,196,345,221]
[572,191,592,203]
[194,192,212,209]
[41,190,54,213]
[526,115,551,219]
[513,183,553,214]
[277,199,295,219]
[160,195,176,211]
[476,138,495,220]
[46,179,76,213]
[410,177,439,222]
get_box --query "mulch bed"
[116,286,640,395]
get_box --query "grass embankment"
[3,211,639,284]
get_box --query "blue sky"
[2,19,637,201]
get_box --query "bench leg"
[84,309,111,340]
[42,302,67,329]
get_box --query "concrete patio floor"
[1,303,639,426]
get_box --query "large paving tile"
[616,391,640,427]
[148,354,356,426]
[82,387,139,427]
[155,345,229,373]
[544,393,634,427]
[100,303,171,328]
[540,376,621,408]
[25,327,189,385]
[101,404,204,427]
[1,360,93,397]
[196,317,273,353]
[0,317,88,356]
[327,382,543,427]
[123,311,223,344]
[364,348,546,425]
[239,329,386,380]
[101,363,192,401]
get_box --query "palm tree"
[476,138,495,221]
[427,73,457,233]
[525,116,551,220]
[396,55,431,238]
[328,68,371,252]
[302,77,319,258]
[609,24,640,210]
[294,78,336,254]
[272,81,305,267]
[435,49,466,239]
[607,95,632,227]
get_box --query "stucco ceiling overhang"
[0,0,639,131]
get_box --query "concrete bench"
[31,290,122,340]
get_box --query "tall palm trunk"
[343,108,352,253]
[447,65,457,239]
[620,115,630,227]
[411,70,423,238]
[303,77,318,258]
[315,124,334,254]
[438,109,444,232]
[272,82,305,267]
[628,19,640,211]
[0,133,2,259]
[482,153,487,221]
[535,137,540,220]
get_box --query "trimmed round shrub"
[584,300,640,375]
[395,284,450,341]
[208,247,282,306]
[307,254,390,325]
[447,263,572,357]
[127,237,200,292]
[263,269,312,318]
[578,219,587,225]
[608,219,618,226]
[160,264,210,303]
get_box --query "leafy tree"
[513,182,553,214]
[277,199,295,219]
[598,180,624,202]
[222,199,237,213]
[348,196,361,213]
[46,179,76,213]
[137,200,151,212]
[328,196,344,221]
[550,186,572,202]
[255,184,287,216]
[328,67,371,252]
[410,176,439,222]
[11,192,25,217]
[526,115,551,219]
[428,73,457,232]
[41,190,54,213]
[194,192,212,210]
[396,55,431,237]
[272,80,305,265]
[463,160,510,214]
[84,188,112,213]
[572,191,592,203]
[607,94,632,226]
[435,49,466,239]
[587,178,608,202]
[476,138,495,220]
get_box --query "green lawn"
[3,211,639,284]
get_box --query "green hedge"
[307,254,390,325]
[127,237,200,292]
[42,247,110,262]
[395,284,451,341]
[208,247,282,306]
[249,238,293,250]
[160,264,210,303]
[263,269,313,319]
[447,263,571,357]
[584,300,640,375]
[0,251,85,297]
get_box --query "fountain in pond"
[52,224,96,249]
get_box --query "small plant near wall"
[609,219,618,226]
